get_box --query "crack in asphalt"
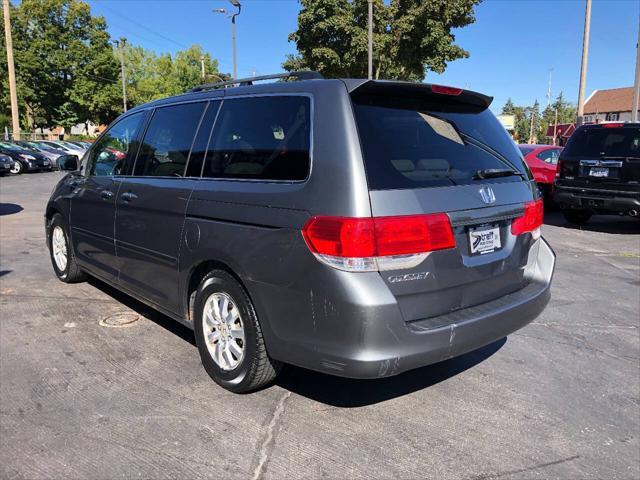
[251,391,292,480]
[467,454,580,480]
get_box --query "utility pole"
[553,107,559,146]
[3,0,20,140]
[546,68,553,108]
[632,12,640,122]
[214,1,241,80]
[529,109,536,144]
[367,0,373,80]
[576,0,592,125]
[114,38,127,112]
[200,56,206,81]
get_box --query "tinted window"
[134,102,206,177]
[86,112,144,177]
[352,97,528,190]
[185,101,221,177]
[563,127,640,158]
[203,96,311,181]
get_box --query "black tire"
[562,209,592,225]
[9,161,22,175]
[194,269,281,393]
[48,213,87,283]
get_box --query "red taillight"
[555,159,563,178]
[602,123,623,128]
[302,214,455,271]
[511,199,544,236]
[430,84,463,96]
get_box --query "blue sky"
[89,0,639,113]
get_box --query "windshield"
[0,142,21,151]
[352,96,529,189]
[564,127,640,158]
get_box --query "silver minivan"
[46,72,555,392]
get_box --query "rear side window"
[202,96,311,181]
[563,127,640,158]
[134,102,206,177]
[536,148,561,164]
[352,96,528,190]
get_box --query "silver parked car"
[46,72,555,393]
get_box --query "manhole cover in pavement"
[99,312,140,328]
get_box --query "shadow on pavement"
[276,338,506,407]
[0,203,23,216]
[544,211,640,235]
[0,270,11,278]
[88,277,196,346]
[87,277,506,406]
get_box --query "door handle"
[100,190,114,200]
[120,192,138,203]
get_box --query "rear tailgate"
[350,82,539,322]
[558,124,640,188]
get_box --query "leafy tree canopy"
[284,0,482,80]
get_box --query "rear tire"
[194,269,281,393]
[562,209,592,225]
[49,214,87,283]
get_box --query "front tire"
[9,161,22,175]
[194,270,281,393]
[49,214,87,283]
[562,209,592,225]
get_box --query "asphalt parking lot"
[1,171,639,480]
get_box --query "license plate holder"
[468,224,502,255]
[589,167,609,178]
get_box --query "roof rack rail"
[189,71,324,93]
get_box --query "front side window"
[134,102,207,177]
[203,96,311,181]
[86,112,144,177]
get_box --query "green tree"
[283,0,481,80]
[1,0,121,130]
[122,44,224,107]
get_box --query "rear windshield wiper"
[474,168,525,180]
[457,131,525,175]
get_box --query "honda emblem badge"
[479,186,496,204]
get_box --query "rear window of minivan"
[352,95,528,190]
[562,127,640,158]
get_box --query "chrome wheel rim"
[52,226,68,272]
[10,162,20,174]
[202,292,245,371]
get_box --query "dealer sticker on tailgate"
[469,225,501,255]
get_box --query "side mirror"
[58,155,79,171]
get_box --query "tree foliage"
[1,0,121,129]
[1,0,226,131]
[502,94,577,144]
[283,0,481,80]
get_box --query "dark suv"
[46,72,555,392]
[554,122,640,224]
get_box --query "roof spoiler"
[344,79,493,110]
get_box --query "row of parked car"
[0,140,90,175]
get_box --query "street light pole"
[3,0,20,140]
[214,0,242,80]
[576,0,592,125]
[367,0,373,80]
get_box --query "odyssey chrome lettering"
[387,272,430,283]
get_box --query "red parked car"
[518,144,563,198]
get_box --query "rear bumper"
[554,185,640,214]
[269,237,555,379]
